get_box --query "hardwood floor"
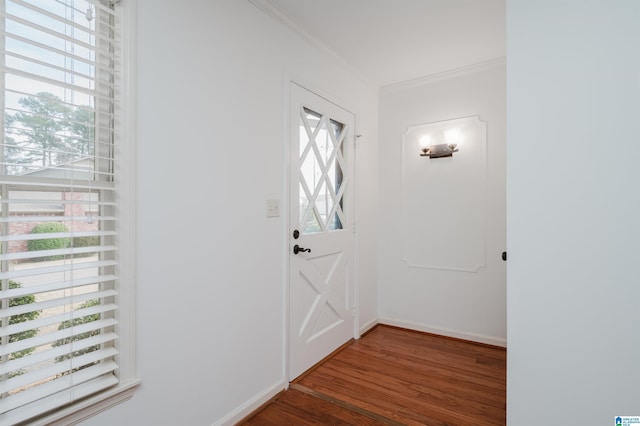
[240,325,506,425]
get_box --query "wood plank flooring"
[240,325,506,425]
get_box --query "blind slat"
[0,198,115,207]
[0,259,116,281]
[1,287,117,319]
[0,163,115,180]
[1,274,118,301]
[0,332,117,375]
[9,0,117,35]
[3,66,112,99]
[0,174,115,189]
[0,198,114,207]
[2,21,119,69]
[0,215,116,223]
[0,317,117,357]
[6,50,96,81]
[6,87,96,112]
[0,361,118,414]
[1,139,115,164]
[1,374,120,425]
[0,230,116,242]
[0,244,117,261]
[0,302,117,338]
[1,347,118,395]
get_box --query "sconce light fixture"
[419,128,461,158]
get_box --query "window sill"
[30,379,142,426]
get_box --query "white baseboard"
[212,379,286,426]
[359,318,378,336]
[378,317,507,348]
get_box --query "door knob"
[293,244,311,254]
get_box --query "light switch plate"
[266,199,280,218]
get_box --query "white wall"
[507,1,640,424]
[84,1,378,424]
[378,63,506,345]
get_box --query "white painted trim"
[289,78,357,119]
[116,0,138,383]
[212,379,287,426]
[352,116,360,341]
[381,57,507,93]
[401,257,486,273]
[33,379,141,426]
[359,318,378,336]
[379,317,507,348]
[248,0,376,90]
[400,116,488,273]
[282,70,292,385]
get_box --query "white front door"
[289,83,355,380]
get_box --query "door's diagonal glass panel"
[302,208,322,234]
[299,178,317,230]
[326,124,345,232]
[326,154,344,196]
[334,145,347,185]
[323,132,340,187]
[300,107,321,161]
[300,150,322,200]
[299,106,347,234]
[330,118,344,142]
[299,125,311,162]
[329,122,346,196]
[333,175,348,229]
[324,120,342,162]
[324,174,345,232]
[303,107,321,137]
[314,125,334,169]
[315,180,335,229]
[325,198,340,231]
[326,163,335,194]
[298,182,310,228]
[329,213,343,231]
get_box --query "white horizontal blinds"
[0,0,120,423]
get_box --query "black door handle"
[293,244,311,254]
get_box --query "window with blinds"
[0,0,122,423]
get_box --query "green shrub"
[72,236,99,248]
[27,222,70,261]
[53,299,101,370]
[1,280,41,376]
[71,236,100,258]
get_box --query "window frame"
[2,1,139,424]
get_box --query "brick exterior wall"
[8,192,100,257]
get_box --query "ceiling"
[261,0,506,87]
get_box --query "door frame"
[283,79,360,383]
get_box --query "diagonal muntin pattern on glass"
[299,106,347,234]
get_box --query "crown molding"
[248,0,376,90]
[381,56,506,94]
[249,0,504,93]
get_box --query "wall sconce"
[419,129,460,158]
